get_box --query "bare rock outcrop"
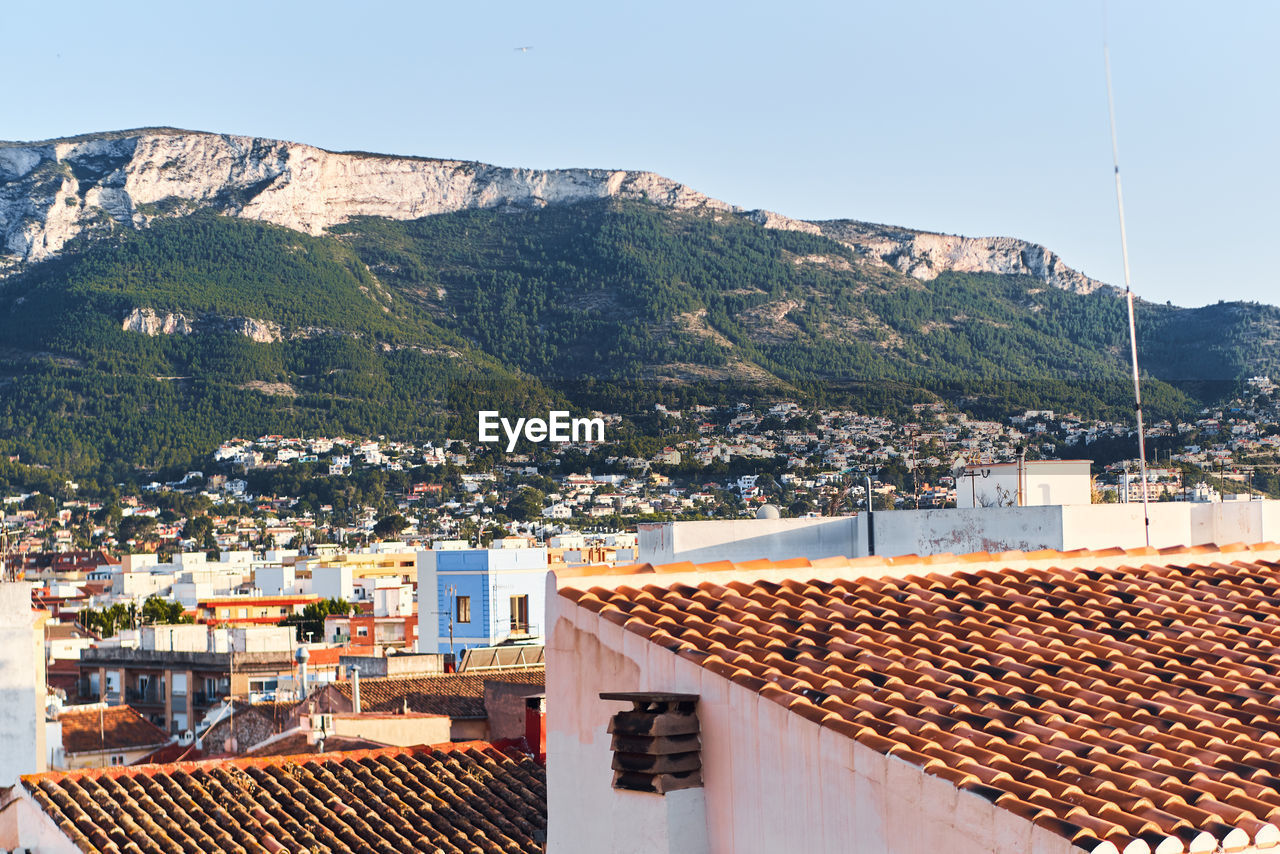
[121,308,286,342]
[121,308,194,336]
[2,128,1113,296]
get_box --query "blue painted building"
[415,546,548,656]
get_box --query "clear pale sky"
[3,1,1274,308]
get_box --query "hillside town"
[5,377,1278,563]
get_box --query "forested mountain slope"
[2,130,1277,482]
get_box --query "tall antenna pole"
[1105,43,1152,546]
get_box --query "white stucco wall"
[0,582,46,785]
[957,461,1092,509]
[255,565,297,595]
[637,518,866,565]
[1061,503,1192,550]
[329,713,452,746]
[545,577,1091,854]
[872,507,1065,557]
[0,790,81,854]
[311,565,355,601]
[636,502,1280,568]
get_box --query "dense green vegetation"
[79,595,194,637]
[0,215,558,478]
[281,597,353,642]
[5,213,409,341]
[337,201,1218,417]
[0,200,1277,485]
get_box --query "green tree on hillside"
[140,595,193,625]
[281,597,354,642]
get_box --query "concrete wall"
[451,718,488,742]
[339,653,447,677]
[545,578,1087,854]
[415,551,438,654]
[311,565,354,601]
[255,565,296,595]
[872,507,1065,557]
[638,518,867,566]
[1061,503,1190,550]
[957,461,1092,508]
[0,583,46,785]
[636,501,1280,566]
[330,713,451,746]
[484,679,544,742]
[62,744,160,770]
[0,789,80,854]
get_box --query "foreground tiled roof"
[332,668,546,718]
[563,543,1280,854]
[59,705,171,755]
[24,743,546,854]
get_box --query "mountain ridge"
[1,128,1112,296]
[1,128,1274,484]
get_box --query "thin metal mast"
[1105,44,1152,546]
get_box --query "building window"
[110,755,125,766]
[457,596,471,624]
[356,626,369,637]
[510,595,529,633]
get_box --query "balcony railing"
[125,686,162,704]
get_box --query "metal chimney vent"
[601,692,701,794]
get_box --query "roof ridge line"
[556,541,1280,592]
[20,739,506,786]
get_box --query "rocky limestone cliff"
[1,127,1112,295]
[815,220,1111,296]
[122,307,285,342]
[0,128,731,267]
[122,308,194,336]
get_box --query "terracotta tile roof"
[331,669,546,719]
[45,622,95,641]
[58,705,171,755]
[134,743,205,766]
[562,543,1280,854]
[241,732,388,757]
[24,743,547,854]
[305,646,345,665]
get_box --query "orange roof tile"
[561,543,1280,853]
[58,705,170,755]
[24,743,545,854]
[326,668,545,719]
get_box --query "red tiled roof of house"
[561,542,1280,854]
[58,705,171,755]
[44,622,95,641]
[23,743,546,854]
[134,743,205,766]
[305,646,344,666]
[241,731,388,757]
[330,668,546,719]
